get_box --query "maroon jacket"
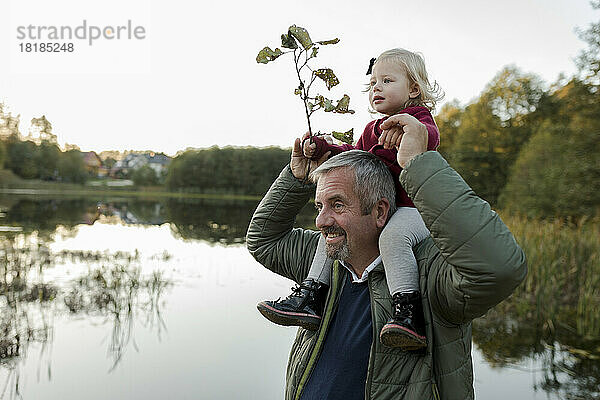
[310,106,440,207]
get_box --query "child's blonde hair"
[365,48,444,112]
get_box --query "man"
[246,115,527,400]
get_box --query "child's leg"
[306,235,332,286]
[379,207,429,295]
[378,207,430,349]
[256,235,331,331]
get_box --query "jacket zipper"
[294,261,344,400]
[432,382,441,399]
[364,275,377,399]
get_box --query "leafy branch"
[256,25,354,144]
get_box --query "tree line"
[7,139,87,183]
[0,114,88,184]
[435,65,598,218]
[166,146,290,196]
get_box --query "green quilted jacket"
[247,151,527,400]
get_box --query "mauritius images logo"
[16,20,146,46]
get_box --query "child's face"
[369,60,420,115]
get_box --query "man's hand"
[291,132,331,181]
[379,114,428,168]
[378,124,404,149]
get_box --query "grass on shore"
[0,169,262,201]
[499,212,600,338]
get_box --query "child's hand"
[291,132,331,180]
[302,138,317,159]
[302,135,332,158]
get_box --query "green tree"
[500,80,600,217]
[166,146,289,195]
[449,101,504,203]
[5,137,38,179]
[448,66,545,205]
[483,65,545,128]
[35,140,61,180]
[58,150,87,184]
[500,118,600,217]
[132,165,159,186]
[500,6,600,217]
[0,140,6,169]
[103,157,117,170]
[435,99,463,159]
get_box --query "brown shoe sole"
[380,324,427,350]
[257,301,321,331]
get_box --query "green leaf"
[256,47,283,64]
[294,86,303,95]
[313,68,339,90]
[281,33,298,49]
[316,95,335,112]
[334,94,355,114]
[288,25,313,50]
[317,38,340,45]
[332,129,354,144]
[310,47,318,59]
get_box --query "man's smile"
[322,226,346,244]
[325,233,345,244]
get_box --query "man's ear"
[409,83,420,99]
[375,198,391,229]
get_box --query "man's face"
[314,168,381,264]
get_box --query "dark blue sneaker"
[257,279,327,331]
[380,291,427,350]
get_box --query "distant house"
[82,151,104,177]
[110,153,143,178]
[97,166,109,177]
[110,152,171,179]
[146,152,171,177]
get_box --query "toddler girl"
[257,48,444,350]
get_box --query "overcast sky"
[1,0,597,155]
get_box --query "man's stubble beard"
[325,237,351,261]
[322,225,352,261]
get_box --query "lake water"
[0,195,596,399]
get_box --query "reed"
[498,212,600,338]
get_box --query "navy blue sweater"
[300,271,373,400]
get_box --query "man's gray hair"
[310,150,397,216]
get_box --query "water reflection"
[0,236,172,399]
[0,195,317,243]
[473,308,600,399]
[0,239,55,364]
[63,264,170,371]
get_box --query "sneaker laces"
[394,301,414,319]
[271,284,309,304]
[287,282,317,300]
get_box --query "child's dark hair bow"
[366,57,376,75]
